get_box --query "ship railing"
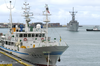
[43,17,50,22]
[38,41,68,47]
[58,42,68,46]
[48,40,68,46]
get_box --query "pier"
[0,48,34,66]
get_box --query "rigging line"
[53,27,67,43]
[4,0,15,8]
[13,0,16,8]
[33,17,43,22]
[24,0,27,2]
[53,27,60,36]
[50,28,58,40]
[4,0,7,7]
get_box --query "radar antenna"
[69,7,77,21]
[22,1,33,32]
[7,1,14,31]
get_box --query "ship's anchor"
[58,57,61,62]
[47,52,50,66]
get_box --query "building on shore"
[0,22,62,28]
[48,23,62,27]
[0,23,8,28]
[29,22,62,28]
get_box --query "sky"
[0,0,100,25]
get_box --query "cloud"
[0,3,16,13]
[92,14,100,18]
[0,0,100,25]
[57,9,70,19]
[0,4,9,12]
[50,0,72,4]
[33,0,100,6]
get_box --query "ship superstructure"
[67,7,79,31]
[0,1,68,66]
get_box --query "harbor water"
[0,25,100,66]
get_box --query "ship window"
[36,34,38,37]
[9,42,11,45]
[39,34,42,37]
[11,42,13,45]
[43,34,45,37]
[7,42,9,45]
[1,41,3,43]
[20,42,23,46]
[3,41,4,43]
[28,34,31,37]
[7,42,10,45]
[24,34,27,37]
[32,34,34,37]
[6,41,7,44]
[0,40,2,43]
[19,34,23,37]
[2,41,4,44]
[4,41,6,44]
[16,34,18,37]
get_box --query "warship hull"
[67,22,79,31]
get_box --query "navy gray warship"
[67,7,79,31]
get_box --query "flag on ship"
[46,7,50,13]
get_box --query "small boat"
[86,26,100,31]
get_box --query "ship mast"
[22,2,33,32]
[7,1,14,30]
[43,4,51,45]
[69,7,77,21]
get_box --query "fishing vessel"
[0,1,68,66]
[67,7,79,31]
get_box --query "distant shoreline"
[0,26,84,28]
[0,27,9,28]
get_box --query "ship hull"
[67,22,79,31]
[0,46,68,66]
[86,29,100,31]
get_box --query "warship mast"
[69,7,77,22]
[67,7,79,31]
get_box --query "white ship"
[67,7,79,31]
[0,1,68,66]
